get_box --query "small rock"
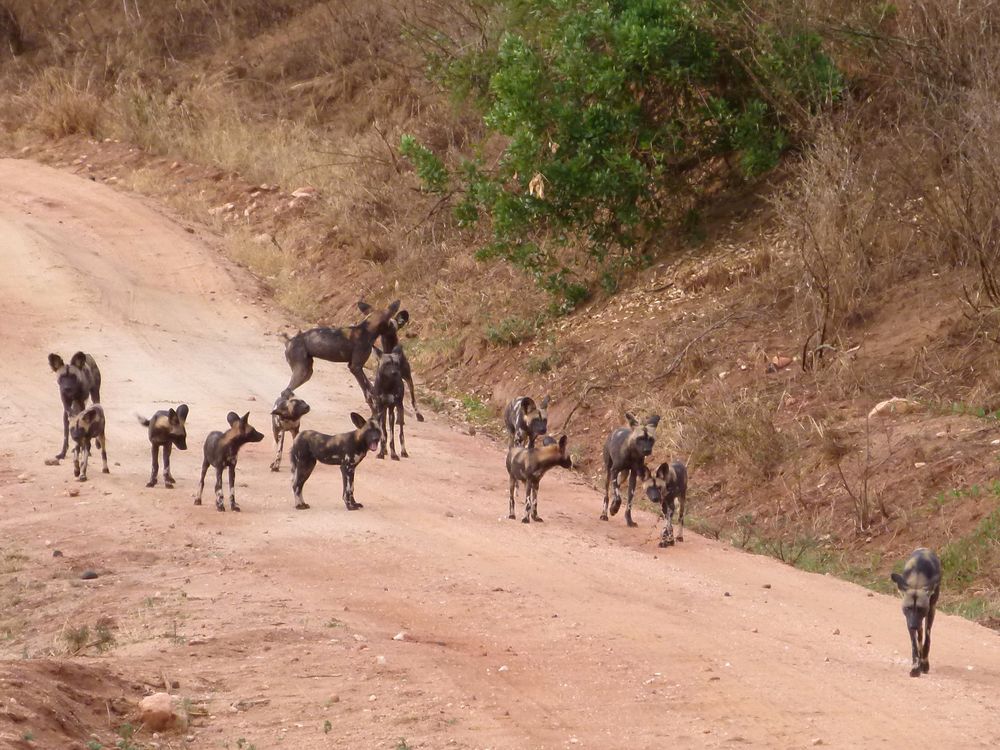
[247,395,256,402]
[376,655,387,665]
[762,584,771,589]
[53,550,63,558]
[352,634,366,642]
[751,628,758,633]
[768,355,794,372]
[185,736,195,743]
[68,488,80,497]
[139,692,189,732]
[498,665,509,672]
[444,511,454,518]
[467,425,476,436]
[44,458,60,466]
[80,570,99,580]
[824,657,830,662]
[914,462,926,469]
[393,632,407,641]
[16,473,31,483]
[291,186,318,199]
[368,694,377,702]
[812,739,824,746]
[328,694,340,704]
[723,592,731,597]
[868,397,922,420]
[832,628,840,635]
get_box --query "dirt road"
[1,158,998,749]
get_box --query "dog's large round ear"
[392,344,403,355]
[540,394,551,409]
[558,434,568,452]
[226,411,240,426]
[388,299,401,314]
[176,404,189,421]
[48,353,65,372]
[241,411,251,425]
[70,352,88,369]
[168,408,178,421]
[350,412,367,429]
[625,412,639,427]
[395,310,410,328]
[372,345,383,359]
[655,462,670,479]
[357,299,372,315]
[646,414,662,429]
[890,572,908,591]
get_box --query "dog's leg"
[57,408,69,460]
[398,405,408,458]
[270,425,284,472]
[228,464,240,512]
[78,438,91,482]
[284,350,314,397]
[609,468,625,517]
[908,625,922,677]
[194,460,209,505]
[292,454,316,509]
[163,443,174,487]
[214,465,225,511]
[388,405,399,461]
[531,481,543,523]
[659,501,675,547]
[348,353,375,407]
[521,477,532,523]
[405,375,424,422]
[342,460,363,509]
[921,606,936,674]
[624,470,638,527]
[508,474,517,520]
[676,489,686,542]
[377,405,388,459]
[73,443,81,478]
[147,443,159,487]
[99,433,109,474]
[601,462,612,520]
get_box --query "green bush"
[403,0,842,309]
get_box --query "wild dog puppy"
[891,548,942,677]
[289,412,383,510]
[194,412,265,512]
[281,299,402,403]
[371,346,407,460]
[375,308,424,422]
[49,352,102,460]
[506,435,572,523]
[642,461,688,547]
[269,394,310,472]
[503,395,551,448]
[138,405,189,488]
[69,404,109,481]
[601,413,660,527]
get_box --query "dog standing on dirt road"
[49,352,101,461]
[642,461,687,547]
[289,411,383,510]
[281,299,402,403]
[506,434,573,523]
[138,404,189,488]
[269,394,310,471]
[194,411,265,512]
[601,413,660,527]
[69,404,109,481]
[503,395,550,448]
[375,309,424,422]
[371,345,408,460]
[891,548,942,677]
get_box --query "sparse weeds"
[0,549,27,574]
[939,505,1000,591]
[459,394,492,425]
[485,317,538,348]
[62,625,90,653]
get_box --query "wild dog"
[506,434,572,523]
[194,412,265,512]
[281,299,402,403]
[641,461,688,547]
[891,548,942,677]
[289,411,383,510]
[49,352,102,460]
[138,405,189,488]
[269,394,310,472]
[69,404,109,481]
[503,395,551,448]
[371,346,408,460]
[601,413,660,527]
[375,308,424,422]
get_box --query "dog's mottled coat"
[138,404,189,488]
[289,412,383,510]
[506,434,572,523]
[503,395,550,448]
[49,351,101,460]
[891,548,942,677]
[601,413,660,527]
[69,403,109,481]
[269,394,310,472]
[194,411,265,512]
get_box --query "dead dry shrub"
[17,67,104,137]
[682,385,788,482]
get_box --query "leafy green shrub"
[403,0,842,309]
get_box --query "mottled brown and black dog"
[289,412,383,510]
[194,411,265,512]
[506,434,572,523]
[503,395,550,448]
[601,413,660,527]
[69,404,109,481]
[371,345,408,460]
[891,548,942,677]
[281,300,402,403]
[269,394,310,472]
[374,308,424,422]
[641,461,688,547]
[49,352,101,460]
[138,405,189,488]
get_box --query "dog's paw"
[521,517,530,524]
[193,498,202,505]
[599,513,609,521]
[390,454,400,461]
[295,502,311,510]
[102,468,110,474]
[146,481,156,488]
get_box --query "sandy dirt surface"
[1,158,999,749]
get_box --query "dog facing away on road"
[138,405,189,488]
[289,411,383,510]
[281,299,402,403]
[49,352,101,460]
[503,395,550,448]
[194,411,265,512]
[69,404,109,481]
[601,413,660,527]
[371,345,408,460]
[506,434,572,523]
[375,308,424,422]
[891,548,942,677]
[642,461,687,547]
[269,394,310,472]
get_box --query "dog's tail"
[136,414,151,427]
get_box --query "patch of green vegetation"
[526,350,562,374]
[87,740,103,750]
[485,316,538,347]
[939,505,1000,591]
[21,730,34,742]
[63,624,90,652]
[460,394,492,425]
[0,550,27,574]
[940,596,1000,622]
[323,720,332,734]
